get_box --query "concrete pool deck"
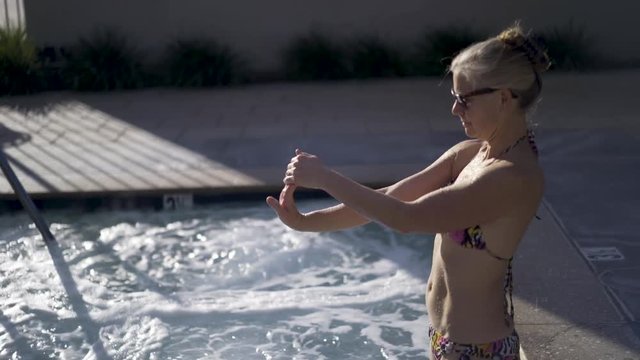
[0,70,639,359]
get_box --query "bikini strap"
[483,247,515,326]
[504,259,515,326]
[527,128,543,221]
[484,246,512,262]
[527,128,539,157]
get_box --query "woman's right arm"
[266,140,479,232]
[267,184,373,231]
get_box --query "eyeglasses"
[450,88,499,109]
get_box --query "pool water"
[0,200,433,359]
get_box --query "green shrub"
[536,22,600,71]
[0,27,42,95]
[349,36,406,78]
[283,32,350,81]
[62,28,145,91]
[37,46,71,91]
[412,26,482,76]
[163,39,245,87]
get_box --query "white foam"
[0,203,432,359]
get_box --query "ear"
[499,88,516,111]
[500,89,511,105]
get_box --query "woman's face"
[451,72,502,140]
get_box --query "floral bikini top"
[449,226,511,261]
[449,222,516,328]
[446,129,539,326]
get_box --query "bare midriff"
[426,233,515,344]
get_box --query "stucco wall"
[1,0,25,29]
[22,0,640,71]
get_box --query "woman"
[266,24,549,360]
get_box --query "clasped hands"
[266,149,330,227]
[283,148,330,189]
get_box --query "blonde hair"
[449,23,550,112]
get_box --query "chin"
[463,127,476,138]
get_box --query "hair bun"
[498,25,550,73]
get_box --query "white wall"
[0,0,25,29]
[22,0,640,71]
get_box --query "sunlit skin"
[267,72,544,358]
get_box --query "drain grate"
[580,246,625,261]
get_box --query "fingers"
[284,148,317,186]
[279,186,287,205]
[279,184,289,208]
[269,149,311,214]
[266,196,280,213]
[295,148,312,157]
[284,162,295,185]
[289,149,312,168]
[279,183,295,200]
[281,184,297,208]
[268,185,298,216]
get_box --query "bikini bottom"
[428,325,520,360]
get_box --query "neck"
[485,113,528,158]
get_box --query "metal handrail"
[0,148,111,359]
[0,149,55,242]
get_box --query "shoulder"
[447,139,483,179]
[449,139,483,154]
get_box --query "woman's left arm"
[286,149,533,234]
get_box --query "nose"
[451,100,464,116]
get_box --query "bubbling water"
[0,201,432,359]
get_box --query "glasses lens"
[451,89,466,107]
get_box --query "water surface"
[0,200,433,359]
